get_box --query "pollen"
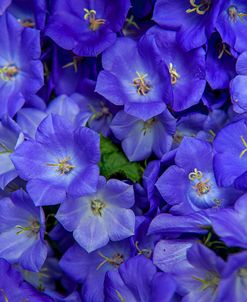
[239,135,247,159]
[18,18,35,28]
[228,5,247,22]
[0,64,19,81]
[132,71,151,95]
[83,8,106,31]
[47,156,75,175]
[169,63,180,85]
[188,168,211,196]
[186,0,211,15]
[91,199,106,216]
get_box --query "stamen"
[91,199,106,216]
[228,5,247,22]
[142,118,156,135]
[47,156,75,175]
[18,18,35,28]
[115,290,126,302]
[15,220,40,236]
[218,43,232,59]
[0,143,12,154]
[186,0,211,15]
[125,15,139,29]
[97,252,124,270]
[132,71,151,95]
[83,8,106,31]
[193,273,219,291]
[240,135,247,158]
[0,289,9,302]
[169,63,180,85]
[135,241,152,258]
[0,64,19,81]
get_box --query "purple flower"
[146,26,206,111]
[110,108,176,161]
[210,193,247,248]
[216,0,247,53]
[206,32,236,90]
[59,240,131,302]
[217,251,247,302]
[6,0,47,29]
[148,211,211,237]
[156,137,240,214]
[45,0,130,57]
[153,0,223,51]
[56,176,135,252]
[213,119,247,189]
[105,255,176,302]
[173,243,225,302]
[0,190,47,271]
[11,114,100,206]
[0,13,43,117]
[0,0,11,14]
[0,258,53,302]
[230,51,247,113]
[0,116,24,189]
[95,36,172,120]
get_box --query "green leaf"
[99,136,143,183]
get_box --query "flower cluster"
[1,0,247,301]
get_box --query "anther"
[240,135,247,158]
[169,63,180,85]
[186,0,211,15]
[188,168,203,180]
[91,199,106,216]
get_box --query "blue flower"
[0,13,43,117]
[45,0,130,57]
[96,36,172,120]
[56,176,135,252]
[11,114,100,205]
[0,190,47,272]
[111,109,176,161]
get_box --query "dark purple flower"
[216,0,247,53]
[0,258,53,302]
[56,176,135,252]
[153,0,223,51]
[0,13,43,117]
[95,36,172,121]
[173,243,225,302]
[59,240,131,302]
[105,255,176,302]
[213,118,247,189]
[217,251,247,302]
[230,51,247,113]
[45,0,130,57]
[148,211,211,237]
[146,26,206,111]
[206,32,236,90]
[0,190,47,271]
[210,193,247,248]
[110,108,176,161]
[11,114,100,205]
